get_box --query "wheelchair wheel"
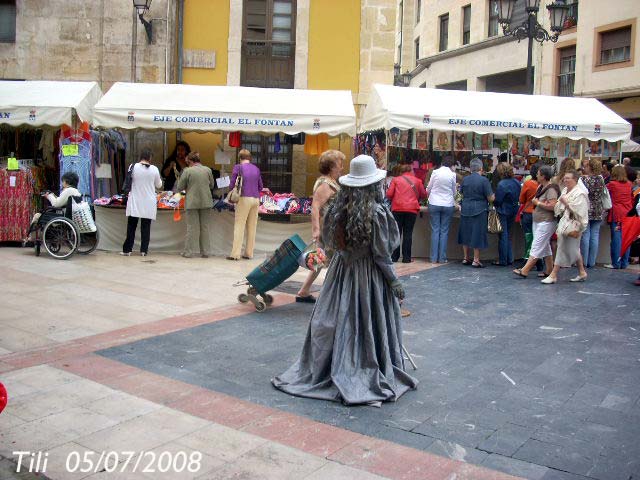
[42,217,78,260]
[76,230,99,255]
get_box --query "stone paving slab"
[97,264,640,480]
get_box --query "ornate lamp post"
[497,0,569,94]
[133,0,153,43]
[393,63,413,87]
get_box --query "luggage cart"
[235,234,307,312]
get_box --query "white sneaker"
[602,264,615,269]
[119,252,131,256]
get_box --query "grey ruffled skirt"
[272,250,418,406]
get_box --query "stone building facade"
[0,0,398,195]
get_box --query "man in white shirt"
[426,157,458,263]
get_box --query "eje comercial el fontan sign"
[151,115,295,127]
[448,118,579,132]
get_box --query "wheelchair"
[29,195,100,260]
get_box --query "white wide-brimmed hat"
[339,155,387,187]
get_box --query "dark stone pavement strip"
[97,264,640,480]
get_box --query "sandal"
[537,272,549,278]
[462,259,472,265]
[472,262,486,268]
[295,295,316,303]
[512,268,528,278]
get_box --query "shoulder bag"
[601,181,612,210]
[401,175,419,198]
[557,209,582,238]
[122,163,135,194]
[226,164,243,204]
[488,207,503,234]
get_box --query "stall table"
[95,206,311,255]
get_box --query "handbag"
[71,198,97,233]
[557,210,582,238]
[488,207,503,234]
[226,165,243,204]
[122,163,135,194]
[601,185,612,210]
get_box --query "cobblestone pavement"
[1,247,638,479]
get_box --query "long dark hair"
[325,182,383,251]
[166,141,191,163]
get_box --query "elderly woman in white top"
[121,149,163,256]
[541,169,589,284]
[25,171,81,243]
[426,156,457,263]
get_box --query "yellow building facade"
[176,0,395,196]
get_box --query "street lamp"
[133,0,153,43]
[497,0,569,94]
[393,63,413,87]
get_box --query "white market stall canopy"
[92,82,357,136]
[361,84,631,142]
[0,80,102,127]
[622,139,640,153]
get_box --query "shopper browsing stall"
[177,152,215,258]
[458,158,494,268]
[228,149,264,261]
[426,157,457,264]
[121,150,162,257]
[386,164,426,263]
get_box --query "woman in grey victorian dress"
[272,155,418,406]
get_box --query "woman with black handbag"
[121,149,162,256]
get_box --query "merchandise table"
[96,205,614,263]
[95,205,312,255]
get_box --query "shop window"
[0,0,16,43]
[416,0,421,24]
[241,134,292,194]
[241,0,295,192]
[557,45,576,97]
[488,0,499,38]
[439,13,449,52]
[462,5,471,46]
[415,37,420,65]
[599,27,631,65]
[241,0,296,88]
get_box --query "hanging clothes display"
[303,133,329,155]
[59,123,93,198]
[0,168,33,241]
[228,132,242,148]
[90,129,126,199]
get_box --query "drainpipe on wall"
[130,7,138,163]
[176,0,184,140]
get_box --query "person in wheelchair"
[24,172,81,242]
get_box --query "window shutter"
[601,27,631,50]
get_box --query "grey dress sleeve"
[371,203,400,284]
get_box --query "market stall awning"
[0,80,102,127]
[92,82,356,136]
[622,139,640,153]
[360,84,631,142]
